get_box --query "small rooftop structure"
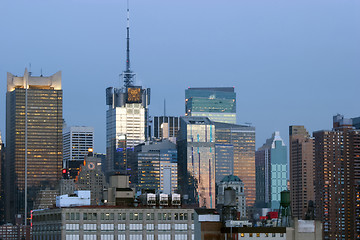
[56,190,90,207]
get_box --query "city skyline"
[0,0,359,154]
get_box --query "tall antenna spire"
[122,0,135,88]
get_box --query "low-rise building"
[194,209,322,240]
[32,206,195,240]
[217,175,246,219]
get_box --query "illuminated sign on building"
[127,87,142,103]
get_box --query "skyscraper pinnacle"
[123,0,135,88]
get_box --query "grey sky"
[1,0,359,152]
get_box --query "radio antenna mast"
[122,0,135,88]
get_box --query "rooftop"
[221,175,242,183]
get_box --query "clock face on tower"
[127,87,142,103]
[88,162,95,170]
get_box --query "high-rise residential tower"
[289,126,315,219]
[185,87,236,124]
[105,6,150,175]
[314,114,360,239]
[63,126,94,178]
[214,122,256,207]
[177,117,216,208]
[255,131,287,210]
[6,69,63,223]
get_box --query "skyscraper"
[105,6,150,174]
[130,139,178,194]
[177,117,216,208]
[214,122,256,207]
[255,131,287,210]
[185,87,236,124]
[63,126,94,178]
[0,132,5,224]
[314,114,360,239]
[6,69,63,223]
[289,125,315,219]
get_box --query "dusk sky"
[1,0,359,153]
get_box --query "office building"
[314,114,360,239]
[105,7,150,175]
[76,153,106,205]
[63,126,94,178]
[6,69,63,223]
[0,132,4,223]
[59,179,77,195]
[177,117,216,208]
[130,139,178,194]
[256,131,287,210]
[289,126,315,219]
[215,144,234,184]
[185,87,236,124]
[32,206,195,240]
[33,189,59,209]
[153,116,180,142]
[214,122,256,207]
[217,175,246,219]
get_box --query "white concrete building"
[63,126,94,167]
[32,206,194,240]
[105,87,150,173]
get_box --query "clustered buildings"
[0,8,357,240]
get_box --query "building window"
[118,213,126,221]
[101,213,113,221]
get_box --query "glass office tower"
[6,69,63,223]
[131,140,177,194]
[256,131,287,210]
[177,117,216,208]
[214,122,256,207]
[185,87,236,124]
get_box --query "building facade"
[256,132,287,210]
[153,116,180,142]
[214,122,256,207]
[32,207,195,240]
[185,87,236,124]
[130,140,178,194]
[63,126,94,178]
[217,175,246,219]
[76,154,106,205]
[215,144,234,184]
[314,114,360,239]
[177,117,216,208]
[6,69,63,223]
[0,132,5,223]
[105,86,150,175]
[289,126,315,219]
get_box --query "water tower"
[277,190,292,227]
